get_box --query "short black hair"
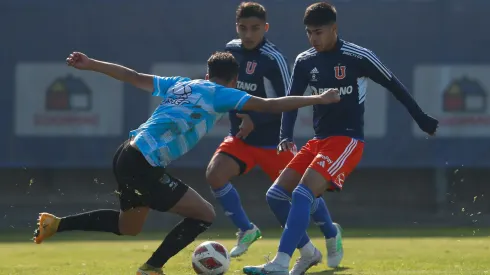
[236,2,267,21]
[304,2,337,26]
[207,52,239,82]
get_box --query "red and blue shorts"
[286,136,364,191]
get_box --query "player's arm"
[242,92,338,112]
[213,87,339,114]
[67,52,183,97]
[66,52,154,92]
[361,50,438,135]
[245,54,291,125]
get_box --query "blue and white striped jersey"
[130,76,251,167]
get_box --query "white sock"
[272,252,291,268]
[299,241,316,258]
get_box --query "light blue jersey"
[130,76,251,167]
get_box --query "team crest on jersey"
[245,61,257,75]
[334,65,346,80]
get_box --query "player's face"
[236,17,269,50]
[306,24,337,52]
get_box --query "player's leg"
[206,137,261,257]
[244,137,363,274]
[33,140,150,244]
[264,141,337,242]
[259,148,317,255]
[138,175,215,274]
[244,168,329,275]
[260,144,322,274]
[277,138,364,267]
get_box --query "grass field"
[0,228,489,275]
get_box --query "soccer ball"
[192,241,230,275]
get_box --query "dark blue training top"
[225,38,291,147]
[281,38,425,141]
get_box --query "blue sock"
[266,184,311,248]
[213,183,253,231]
[311,197,338,238]
[278,184,315,257]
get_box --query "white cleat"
[289,248,322,275]
[326,223,344,268]
[243,261,289,275]
[230,223,262,257]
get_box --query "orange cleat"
[33,212,60,244]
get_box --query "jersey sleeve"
[152,76,186,97]
[360,49,425,119]
[213,87,252,113]
[280,56,309,141]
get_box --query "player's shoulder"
[258,40,287,62]
[188,79,230,93]
[165,76,191,86]
[294,48,318,64]
[339,39,375,61]
[225,39,242,50]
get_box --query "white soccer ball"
[192,241,230,275]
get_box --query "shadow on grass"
[309,266,352,275]
[1,227,489,243]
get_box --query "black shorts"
[112,139,189,212]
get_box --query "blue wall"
[1,0,489,168]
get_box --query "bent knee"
[206,156,240,189]
[298,168,329,197]
[205,167,229,189]
[275,168,302,193]
[197,201,216,223]
[118,225,143,236]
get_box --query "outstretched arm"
[66,52,154,92]
[213,87,339,114]
[241,90,339,112]
[359,48,438,135]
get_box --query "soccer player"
[243,2,439,274]
[207,2,338,258]
[33,51,340,275]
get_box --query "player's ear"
[331,23,338,34]
[264,23,270,32]
[205,74,210,80]
[236,23,239,34]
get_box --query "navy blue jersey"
[281,38,424,141]
[225,39,291,147]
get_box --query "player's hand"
[318,88,341,104]
[415,113,439,136]
[236,113,254,139]
[277,138,297,154]
[66,52,92,70]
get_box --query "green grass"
[0,228,489,274]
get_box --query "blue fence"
[1,0,489,168]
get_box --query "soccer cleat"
[33,212,61,244]
[325,223,344,268]
[230,223,262,257]
[289,248,322,275]
[243,262,289,275]
[136,264,165,275]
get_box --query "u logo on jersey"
[334,65,346,80]
[246,61,257,75]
